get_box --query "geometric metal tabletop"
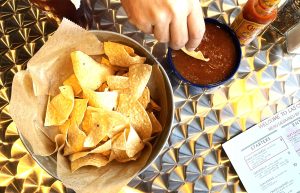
[1,0,299,192]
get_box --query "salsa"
[172,23,237,85]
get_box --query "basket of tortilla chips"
[9,19,174,193]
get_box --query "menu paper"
[223,102,300,193]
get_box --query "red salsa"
[172,23,237,85]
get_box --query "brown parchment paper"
[10,71,57,156]
[27,19,103,96]
[9,18,152,193]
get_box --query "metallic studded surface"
[1,0,300,192]
[0,0,67,192]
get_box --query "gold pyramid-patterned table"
[1,0,300,192]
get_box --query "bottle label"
[231,13,266,45]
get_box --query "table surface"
[1,0,299,192]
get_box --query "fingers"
[135,23,153,34]
[127,13,153,34]
[123,0,153,34]
[185,3,205,50]
[153,22,170,43]
[169,16,189,50]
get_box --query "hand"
[121,0,205,50]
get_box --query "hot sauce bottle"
[231,0,280,45]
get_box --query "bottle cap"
[259,0,281,10]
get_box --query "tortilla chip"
[106,76,129,90]
[149,99,161,112]
[81,108,93,134]
[97,82,109,92]
[63,74,82,96]
[101,56,129,72]
[83,88,118,110]
[126,126,144,157]
[123,45,135,56]
[92,140,112,153]
[112,131,127,151]
[102,136,109,142]
[81,106,101,134]
[181,47,210,62]
[148,112,162,134]
[100,57,111,66]
[117,94,152,139]
[128,64,152,100]
[84,109,129,147]
[112,149,141,163]
[104,42,146,67]
[70,99,88,125]
[64,122,87,156]
[104,109,130,138]
[70,153,109,172]
[71,51,114,90]
[59,119,70,136]
[83,112,107,148]
[112,88,130,96]
[44,85,74,126]
[69,151,88,162]
[112,126,144,158]
[56,98,87,136]
[101,150,111,157]
[138,87,150,109]
[112,149,128,162]
[69,140,112,161]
